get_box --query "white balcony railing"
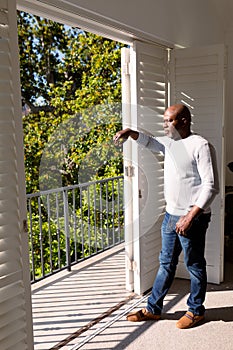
[27,176,124,283]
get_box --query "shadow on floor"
[110,261,233,350]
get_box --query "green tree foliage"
[18,11,125,194]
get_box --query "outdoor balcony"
[28,177,233,350]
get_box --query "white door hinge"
[122,62,130,75]
[125,165,135,177]
[126,259,137,271]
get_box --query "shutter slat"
[0,51,10,66]
[0,322,27,345]
[0,146,16,160]
[0,66,11,80]
[0,290,24,315]
[0,188,18,200]
[0,281,24,305]
[0,162,16,173]
[0,94,12,106]
[0,307,25,330]
[0,248,21,265]
[0,120,15,127]
[0,24,9,38]
[0,39,9,53]
[0,270,22,289]
[0,107,13,120]
[0,262,22,277]
[0,12,8,26]
[0,209,19,220]
[0,81,11,93]
[0,0,7,9]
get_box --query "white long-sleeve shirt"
[137,132,219,216]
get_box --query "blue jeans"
[147,211,211,316]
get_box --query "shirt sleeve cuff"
[136,132,150,147]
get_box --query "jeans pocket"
[162,212,179,233]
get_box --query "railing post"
[63,189,71,272]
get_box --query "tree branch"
[23,98,55,114]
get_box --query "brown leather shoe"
[126,308,161,322]
[176,311,205,329]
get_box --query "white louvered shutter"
[121,47,135,292]
[170,44,225,284]
[0,1,34,349]
[123,41,168,295]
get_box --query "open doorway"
[18,10,128,280]
[17,8,132,349]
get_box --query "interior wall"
[225,28,233,186]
